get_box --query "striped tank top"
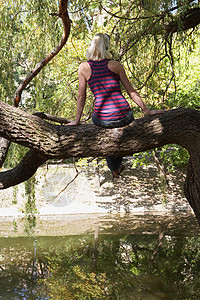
[87,59,131,121]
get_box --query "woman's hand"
[66,121,79,126]
[146,109,167,116]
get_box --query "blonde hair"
[86,33,110,61]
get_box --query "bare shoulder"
[109,59,121,64]
[108,60,124,75]
[78,62,91,80]
[78,61,90,72]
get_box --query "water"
[0,213,200,299]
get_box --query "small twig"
[118,16,163,59]
[49,13,61,17]
[163,34,176,101]
[152,149,170,188]
[53,159,79,200]
[126,56,163,94]
[100,3,162,21]
[141,55,168,90]
[34,110,91,125]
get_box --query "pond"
[0,213,200,299]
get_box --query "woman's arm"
[110,61,166,115]
[67,64,87,125]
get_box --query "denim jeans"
[92,110,134,171]
[92,109,134,128]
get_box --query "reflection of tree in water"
[45,234,200,299]
[0,233,200,299]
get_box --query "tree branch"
[13,0,71,107]
[0,149,47,189]
[33,111,71,124]
[0,100,199,157]
[165,7,200,35]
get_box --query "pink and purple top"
[87,59,131,121]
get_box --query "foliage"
[166,38,200,109]
[132,145,189,171]
[159,145,189,172]
[3,143,29,169]
[24,175,38,235]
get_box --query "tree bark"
[0,100,200,224]
[0,138,10,165]
[184,153,200,224]
[0,0,71,168]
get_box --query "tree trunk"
[184,152,200,225]
[0,138,10,167]
[0,100,200,225]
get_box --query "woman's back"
[87,59,131,121]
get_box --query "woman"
[67,33,165,178]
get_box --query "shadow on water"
[0,213,200,300]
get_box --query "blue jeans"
[92,110,134,171]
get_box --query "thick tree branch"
[0,100,199,157]
[166,7,200,35]
[168,0,196,13]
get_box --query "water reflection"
[0,214,200,299]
